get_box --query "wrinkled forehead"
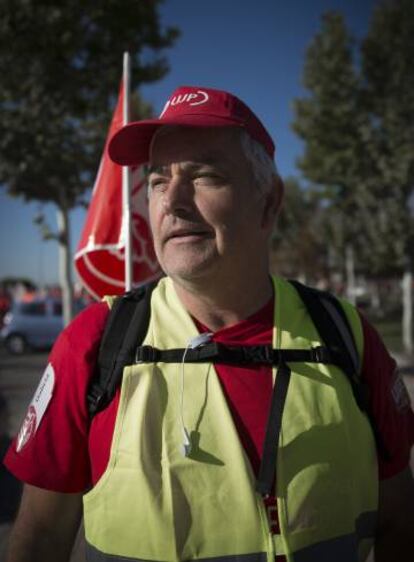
[148,125,246,167]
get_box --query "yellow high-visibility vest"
[84,276,378,562]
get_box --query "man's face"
[147,127,274,284]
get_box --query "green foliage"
[292,12,361,196]
[358,0,414,272]
[0,277,37,291]
[0,0,179,208]
[291,11,365,278]
[292,3,414,277]
[272,177,327,280]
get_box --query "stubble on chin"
[159,241,220,283]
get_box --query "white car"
[1,299,85,354]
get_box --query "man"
[4,85,414,562]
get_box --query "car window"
[52,302,63,316]
[19,302,47,316]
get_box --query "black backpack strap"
[257,281,363,496]
[256,358,291,496]
[135,342,339,367]
[289,280,360,378]
[289,279,390,460]
[87,280,157,418]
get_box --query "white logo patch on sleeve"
[16,362,55,453]
[391,369,411,413]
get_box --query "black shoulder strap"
[289,279,369,408]
[288,280,360,377]
[87,280,157,418]
[258,282,362,496]
[289,279,390,460]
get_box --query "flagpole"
[122,51,133,291]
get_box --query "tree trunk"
[345,244,356,305]
[402,267,413,355]
[370,280,381,316]
[56,202,74,327]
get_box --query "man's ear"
[261,175,284,228]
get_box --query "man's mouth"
[165,228,213,243]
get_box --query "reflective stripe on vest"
[83,276,378,562]
[272,509,377,561]
[86,509,377,562]
[86,544,268,562]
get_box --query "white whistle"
[188,332,213,349]
[182,427,192,457]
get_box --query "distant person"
[3,85,414,562]
[0,289,11,328]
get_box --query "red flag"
[74,81,161,299]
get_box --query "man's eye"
[193,173,223,187]
[148,177,168,192]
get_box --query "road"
[1,346,413,561]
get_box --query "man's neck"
[172,274,274,332]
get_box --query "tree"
[271,177,328,284]
[359,0,414,352]
[292,3,414,353]
[291,12,363,302]
[0,0,179,325]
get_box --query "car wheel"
[5,333,28,355]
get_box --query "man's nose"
[162,175,193,216]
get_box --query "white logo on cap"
[159,90,209,118]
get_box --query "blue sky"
[0,0,377,287]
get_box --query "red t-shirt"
[4,297,414,495]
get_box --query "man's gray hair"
[239,130,280,199]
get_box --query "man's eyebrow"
[147,165,167,175]
[147,156,223,176]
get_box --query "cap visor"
[108,115,243,166]
[108,120,160,166]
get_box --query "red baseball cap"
[108,85,275,166]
